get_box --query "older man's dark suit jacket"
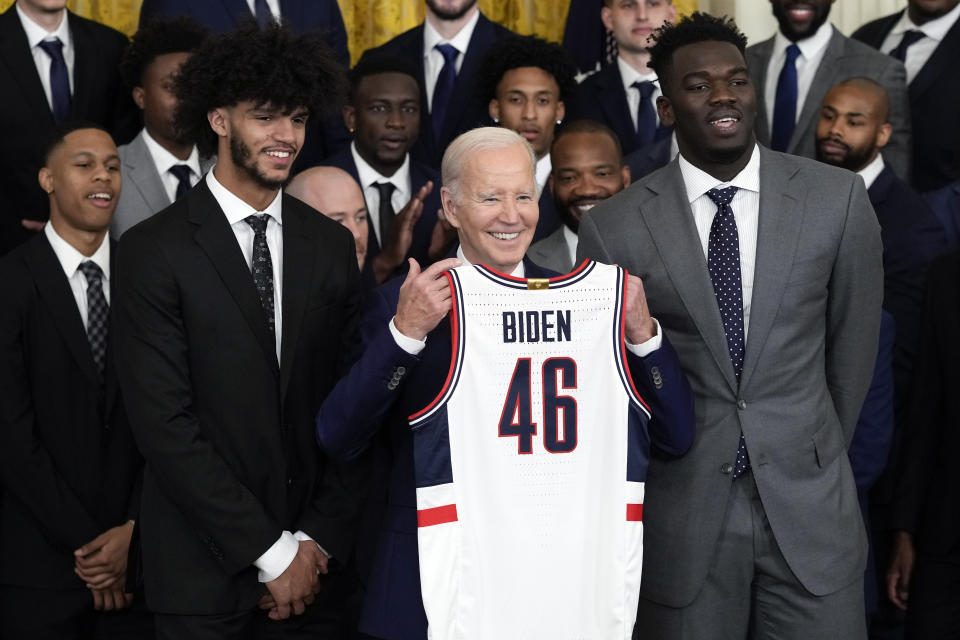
[854,11,960,193]
[358,13,513,170]
[316,258,695,639]
[0,7,137,256]
[0,234,142,591]
[114,180,364,614]
[924,179,960,250]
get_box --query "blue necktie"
[632,80,658,148]
[254,0,272,27]
[168,164,192,201]
[706,187,750,478]
[889,30,924,62]
[770,44,800,152]
[38,38,70,124]
[431,43,459,141]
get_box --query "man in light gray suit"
[578,13,883,639]
[745,0,911,180]
[112,17,212,238]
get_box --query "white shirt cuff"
[254,530,298,583]
[625,317,663,357]
[294,529,331,559]
[389,317,426,355]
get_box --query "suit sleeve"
[0,265,101,553]
[879,59,912,182]
[825,175,885,445]
[114,230,282,575]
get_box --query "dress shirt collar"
[535,153,552,193]
[678,144,761,203]
[857,153,886,191]
[17,2,71,51]
[44,219,110,282]
[245,0,280,19]
[423,8,480,58]
[351,141,411,197]
[616,55,658,90]
[562,224,578,271]
[773,20,833,62]
[889,2,960,42]
[141,128,202,180]
[456,244,525,277]
[206,170,283,226]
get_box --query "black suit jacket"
[924,179,960,251]
[0,234,142,590]
[114,180,364,613]
[358,13,513,170]
[0,8,137,256]
[854,11,960,192]
[567,63,671,156]
[892,251,960,553]
[625,135,673,182]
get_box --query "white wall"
[698,0,907,45]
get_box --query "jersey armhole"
[613,267,653,420]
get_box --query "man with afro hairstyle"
[578,12,883,639]
[112,16,213,238]
[114,23,365,639]
[479,34,579,243]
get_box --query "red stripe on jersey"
[409,272,459,421]
[479,258,591,284]
[618,269,652,414]
[418,504,459,527]
[626,503,644,522]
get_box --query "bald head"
[816,77,892,172]
[288,166,369,269]
[832,77,890,123]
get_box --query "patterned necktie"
[889,29,924,62]
[706,187,750,478]
[632,80,658,148]
[254,0,273,27]
[168,164,192,201]
[770,43,801,152]
[431,43,460,141]
[38,38,70,123]
[78,261,108,381]
[245,214,275,336]
[374,182,396,247]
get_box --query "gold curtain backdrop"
[0,0,696,64]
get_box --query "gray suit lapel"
[123,132,171,215]
[789,28,844,152]
[747,37,774,146]
[739,149,804,390]
[643,165,739,393]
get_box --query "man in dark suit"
[0,124,149,639]
[317,126,695,640]
[745,0,911,180]
[322,55,450,285]
[579,14,883,638]
[0,0,137,256]
[358,0,513,170]
[567,0,676,156]
[624,133,675,181]
[853,0,960,192]
[112,16,213,239]
[884,250,960,638]
[114,24,364,639]
[924,178,960,249]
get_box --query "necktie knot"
[435,43,459,64]
[169,164,192,200]
[374,181,396,202]
[38,37,64,60]
[632,80,656,100]
[254,0,273,27]
[706,186,739,209]
[890,29,924,61]
[78,260,103,286]
[784,43,801,63]
[245,214,269,235]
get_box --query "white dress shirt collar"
[678,145,761,203]
[245,0,280,19]
[773,20,833,61]
[562,224,578,271]
[423,8,480,59]
[142,128,202,181]
[889,2,960,42]
[206,169,283,225]
[17,2,70,50]
[536,153,552,194]
[44,220,110,283]
[351,141,411,197]
[857,153,886,191]
[616,55,658,89]
[456,245,525,278]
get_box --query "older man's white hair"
[441,127,539,204]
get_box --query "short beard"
[772,3,832,41]
[815,139,875,172]
[230,135,285,191]
[426,0,478,21]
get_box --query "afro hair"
[477,35,578,105]
[119,16,210,90]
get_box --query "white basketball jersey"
[410,260,651,640]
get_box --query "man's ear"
[440,186,461,230]
[489,99,500,123]
[875,122,892,150]
[208,107,229,137]
[656,95,675,128]
[621,165,631,188]
[39,166,54,194]
[343,104,356,133]
[132,86,146,111]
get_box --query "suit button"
[737,399,747,410]
[396,366,406,375]
[721,463,734,474]
[387,381,398,390]
[287,477,294,486]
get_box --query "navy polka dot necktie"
[706,186,750,478]
[78,261,108,383]
[245,214,275,336]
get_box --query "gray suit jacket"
[577,147,883,607]
[111,130,215,238]
[746,27,911,181]
[527,226,573,274]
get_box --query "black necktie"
[706,187,750,478]
[254,0,272,27]
[245,214,275,336]
[431,43,459,141]
[78,261,108,381]
[38,38,70,123]
[168,164,192,201]
[771,43,801,152]
[632,80,658,148]
[889,29,924,62]
[374,182,396,246]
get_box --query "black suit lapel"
[278,198,315,402]
[596,65,637,147]
[911,16,960,99]
[27,235,100,385]
[278,0,303,31]
[189,181,280,377]
[105,239,121,418]
[222,0,254,27]
[68,12,95,122]
[0,8,55,126]
[442,15,492,143]
[868,165,895,207]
